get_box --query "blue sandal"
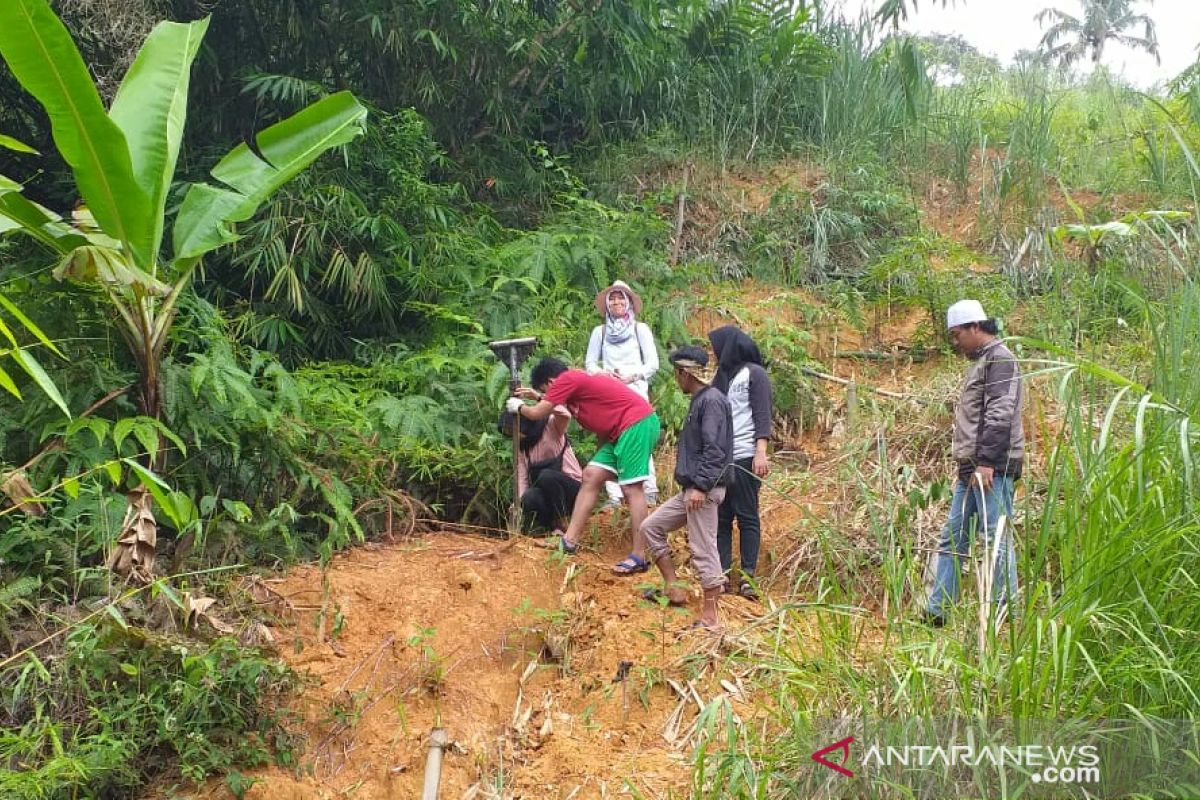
[544,535,578,555]
[612,553,649,575]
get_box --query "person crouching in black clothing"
[500,403,583,537]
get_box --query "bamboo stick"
[421,728,449,800]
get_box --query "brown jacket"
[952,338,1024,479]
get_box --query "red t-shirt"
[543,370,653,442]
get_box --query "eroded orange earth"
[199,513,788,800]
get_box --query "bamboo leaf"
[104,603,129,630]
[0,0,153,267]
[0,315,15,347]
[10,347,70,417]
[153,579,182,609]
[0,133,38,154]
[0,365,20,399]
[0,292,65,358]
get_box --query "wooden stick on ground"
[800,366,929,403]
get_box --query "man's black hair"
[530,357,569,390]
[668,344,709,368]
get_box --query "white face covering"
[604,290,635,345]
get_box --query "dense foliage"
[3,0,1200,796]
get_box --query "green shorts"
[590,413,660,486]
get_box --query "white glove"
[505,397,524,414]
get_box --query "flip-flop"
[738,579,759,601]
[640,588,687,607]
[611,553,649,575]
[539,535,579,555]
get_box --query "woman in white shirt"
[585,280,660,506]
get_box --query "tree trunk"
[134,334,165,471]
[137,349,160,420]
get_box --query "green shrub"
[0,621,294,798]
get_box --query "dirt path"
[225,513,776,800]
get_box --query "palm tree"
[1036,0,1160,67]
[875,0,955,27]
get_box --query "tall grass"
[926,83,985,200]
[804,21,930,163]
[688,137,1200,800]
[917,65,1199,227]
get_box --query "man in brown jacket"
[925,300,1023,626]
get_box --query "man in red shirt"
[508,357,661,575]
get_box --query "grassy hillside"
[2,2,1199,796]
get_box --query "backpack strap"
[598,324,646,370]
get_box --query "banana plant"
[0,0,367,419]
[1053,210,1190,273]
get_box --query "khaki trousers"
[640,486,727,589]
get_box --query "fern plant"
[0,575,39,649]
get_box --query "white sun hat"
[946,299,988,329]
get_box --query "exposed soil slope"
[226,518,776,800]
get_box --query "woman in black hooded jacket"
[708,325,773,599]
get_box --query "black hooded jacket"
[708,325,773,446]
[674,385,733,492]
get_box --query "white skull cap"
[946,299,987,329]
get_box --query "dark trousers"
[521,469,581,532]
[717,456,762,576]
